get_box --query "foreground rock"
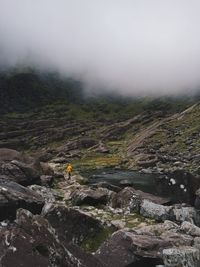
[0,177,44,221]
[0,209,105,267]
[42,203,104,246]
[95,220,195,267]
[95,230,167,267]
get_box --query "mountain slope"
[126,103,200,174]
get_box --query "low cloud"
[1,0,200,95]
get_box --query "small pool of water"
[82,168,195,204]
[82,168,162,196]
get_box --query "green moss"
[81,226,115,252]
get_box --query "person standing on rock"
[66,164,73,180]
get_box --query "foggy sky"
[1,0,200,95]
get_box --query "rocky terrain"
[1,72,200,266]
[0,142,200,266]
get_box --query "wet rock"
[0,209,105,267]
[28,185,63,203]
[0,177,44,221]
[163,247,200,267]
[42,203,104,246]
[70,187,110,206]
[156,170,200,205]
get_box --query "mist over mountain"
[1,0,200,96]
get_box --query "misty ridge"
[0,0,200,96]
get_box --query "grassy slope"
[69,103,200,174]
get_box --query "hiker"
[66,163,73,180]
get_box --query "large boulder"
[140,200,200,225]
[70,187,112,206]
[95,224,194,267]
[95,230,139,267]
[0,177,44,221]
[112,187,142,213]
[0,148,32,163]
[0,149,54,186]
[0,160,40,185]
[140,200,174,222]
[156,170,200,205]
[42,203,104,246]
[111,187,170,212]
[0,209,105,267]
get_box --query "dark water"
[83,168,162,196]
[82,168,196,204]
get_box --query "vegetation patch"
[72,155,122,171]
[81,226,115,252]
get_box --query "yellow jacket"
[66,165,73,173]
